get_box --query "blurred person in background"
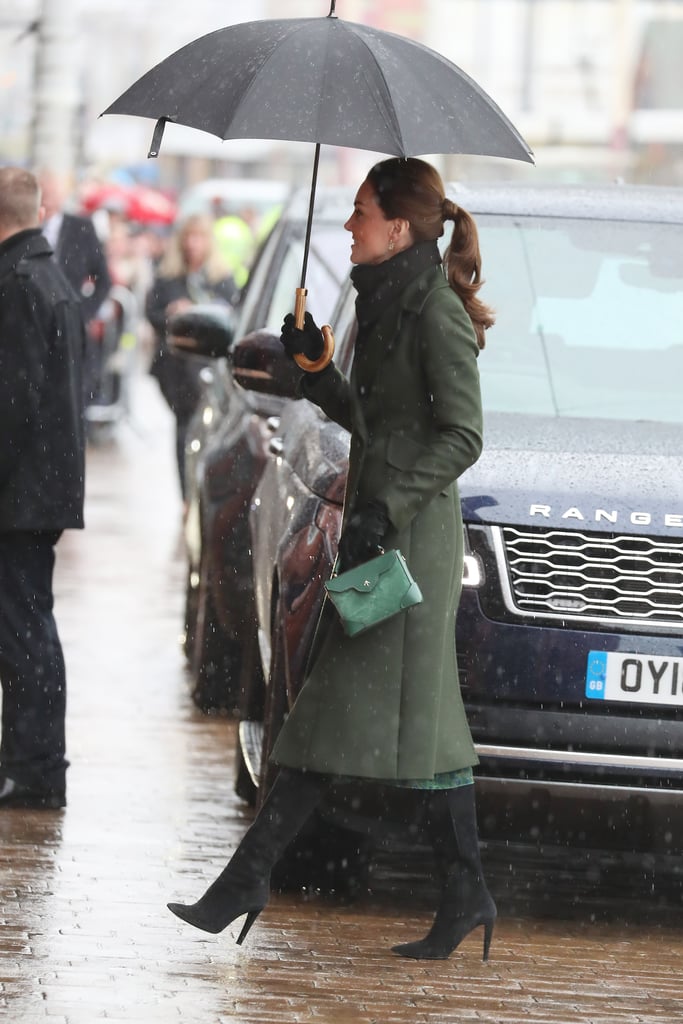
[0,167,86,809]
[145,214,239,500]
[106,221,162,367]
[212,203,256,290]
[37,169,112,404]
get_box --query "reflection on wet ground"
[1,377,682,1023]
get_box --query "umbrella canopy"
[102,13,532,165]
[102,6,533,334]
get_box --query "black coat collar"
[0,228,53,279]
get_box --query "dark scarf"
[350,239,442,331]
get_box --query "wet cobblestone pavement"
[1,378,682,1023]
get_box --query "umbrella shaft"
[300,142,321,291]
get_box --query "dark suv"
[234,182,683,863]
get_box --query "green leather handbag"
[324,549,423,638]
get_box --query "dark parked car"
[234,182,683,869]
[177,186,353,712]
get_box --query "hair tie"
[442,197,458,221]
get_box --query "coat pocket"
[386,431,452,497]
[385,431,430,471]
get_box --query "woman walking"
[168,157,496,961]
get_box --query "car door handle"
[269,437,284,456]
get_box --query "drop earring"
[388,239,395,252]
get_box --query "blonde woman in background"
[145,214,239,498]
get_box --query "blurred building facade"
[1,0,681,188]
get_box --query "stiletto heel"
[236,909,261,945]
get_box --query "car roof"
[278,180,683,235]
[447,181,683,224]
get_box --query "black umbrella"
[103,2,533,341]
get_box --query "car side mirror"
[167,303,235,359]
[231,329,302,399]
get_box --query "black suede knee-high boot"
[167,768,328,939]
[392,785,496,961]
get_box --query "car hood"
[460,413,683,535]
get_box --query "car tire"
[233,623,265,808]
[183,562,199,666]
[234,741,257,807]
[190,556,241,714]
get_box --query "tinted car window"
[264,227,351,333]
[476,217,683,422]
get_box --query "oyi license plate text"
[586,651,683,707]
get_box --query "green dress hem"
[331,766,474,791]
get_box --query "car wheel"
[233,622,265,807]
[183,562,199,665]
[190,556,241,714]
[260,593,371,897]
[234,737,257,807]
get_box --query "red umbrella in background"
[125,184,177,224]
[80,182,177,225]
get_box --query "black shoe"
[392,785,496,961]
[167,767,327,939]
[167,877,269,936]
[0,776,66,809]
[391,889,496,961]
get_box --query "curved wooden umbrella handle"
[293,287,335,372]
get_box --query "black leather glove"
[338,500,390,571]
[280,311,324,361]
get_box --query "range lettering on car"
[529,505,683,529]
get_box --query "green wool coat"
[271,264,484,781]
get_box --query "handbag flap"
[325,550,400,595]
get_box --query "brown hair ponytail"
[367,158,495,349]
[442,200,495,349]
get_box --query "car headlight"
[462,553,483,587]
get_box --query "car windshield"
[476,215,683,423]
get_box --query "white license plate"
[586,651,683,707]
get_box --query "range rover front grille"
[495,526,683,629]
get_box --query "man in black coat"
[38,169,111,402]
[38,169,111,324]
[0,166,86,809]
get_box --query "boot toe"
[167,901,222,934]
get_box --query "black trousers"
[0,531,68,794]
